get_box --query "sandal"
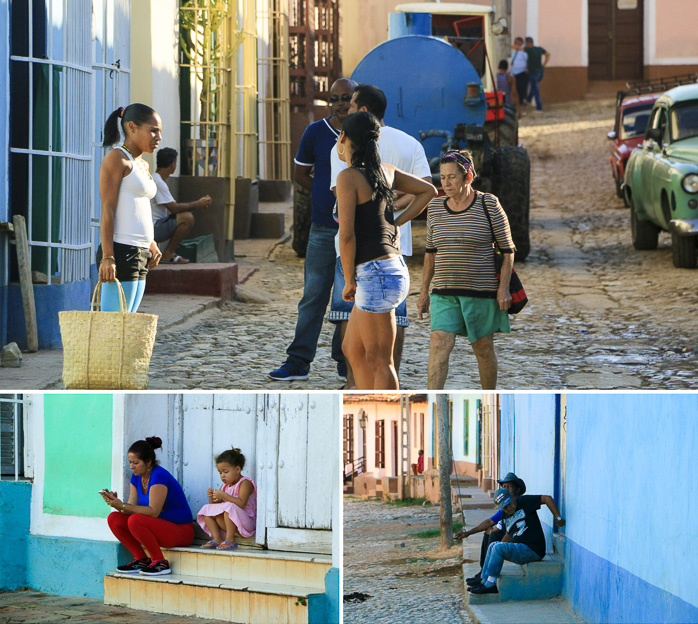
[216,541,238,550]
[162,254,190,264]
[200,540,219,549]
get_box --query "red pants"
[108,512,194,561]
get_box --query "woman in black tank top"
[336,112,436,389]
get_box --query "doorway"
[588,0,644,80]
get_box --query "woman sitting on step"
[100,436,194,576]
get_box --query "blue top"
[130,465,193,524]
[294,117,341,229]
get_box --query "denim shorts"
[354,256,410,314]
[153,214,178,243]
[329,257,408,326]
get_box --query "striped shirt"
[425,192,516,297]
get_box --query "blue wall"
[309,567,340,624]
[27,535,125,599]
[7,280,91,349]
[0,481,32,590]
[499,394,698,624]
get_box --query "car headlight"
[682,174,698,194]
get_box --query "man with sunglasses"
[269,78,357,382]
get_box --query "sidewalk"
[0,231,287,391]
[0,589,224,623]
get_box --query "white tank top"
[112,146,157,248]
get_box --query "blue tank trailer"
[352,7,531,260]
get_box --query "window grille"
[343,414,354,465]
[463,400,470,456]
[9,0,95,283]
[0,395,25,480]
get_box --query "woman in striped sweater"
[417,150,515,389]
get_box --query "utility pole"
[437,394,453,550]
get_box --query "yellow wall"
[130,0,181,171]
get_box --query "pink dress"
[197,476,257,539]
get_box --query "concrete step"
[464,553,564,605]
[145,263,239,300]
[104,572,316,623]
[104,547,332,623]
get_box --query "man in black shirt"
[469,487,565,595]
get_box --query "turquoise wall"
[500,394,698,624]
[308,567,340,624]
[0,481,31,589]
[43,394,113,517]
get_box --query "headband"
[442,151,473,173]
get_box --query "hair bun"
[145,436,162,450]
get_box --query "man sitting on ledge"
[468,487,565,595]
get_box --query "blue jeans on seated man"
[481,541,542,583]
[328,256,409,327]
[285,223,345,369]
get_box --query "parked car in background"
[608,92,659,199]
[624,83,698,268]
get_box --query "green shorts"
[430,293,511,343]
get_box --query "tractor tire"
[485,104,518,148]
[671,231,697,268]
[292,182,312,257]
[491,146,530,261]
[630,202,659,250]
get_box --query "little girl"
[197,447,257,550]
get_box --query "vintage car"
[608,92,659,199]
[624,83,698,268]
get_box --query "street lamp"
[359,410,367,430]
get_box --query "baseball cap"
[493,487,512,509]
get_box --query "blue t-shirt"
[294,117,341,228]
[130,465,193,524]
[490,509,504,531]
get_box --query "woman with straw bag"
[96,103,163,311]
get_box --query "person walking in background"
[520,36,550,111]
[510,37,529,107]
[268,78,357,382]
[97,104,163,312]
[329,84,432,388]
[151,147,212,264]
[336,111,436,389]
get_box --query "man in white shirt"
[510,37,529,106]
[329,84,432,387]
[151,147,212,263]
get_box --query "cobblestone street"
[0,590,222,624]
[343,497,491,624]
[147,98,696,391]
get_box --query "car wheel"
[614,167,624,199]
[671,231,697,269]
[630,201,659,250]
[491,146,530,261]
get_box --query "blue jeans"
[329,257,408,326]
[527,72,544,110]
[285,223,344,368]
[482,541,542,580]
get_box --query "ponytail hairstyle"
[215,446,246,470]
[128,436,162,467]
[341,111,393,211]
[103,103,156,147]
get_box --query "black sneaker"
[139,558,171,576]
[116,557,151,574]
[466,573,482,586]
[469,583,498,594]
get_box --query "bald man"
[269,78,357,383]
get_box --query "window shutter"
[0,397,22,476]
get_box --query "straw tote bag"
[59,279,158,389]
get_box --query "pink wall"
[654,0,698,60]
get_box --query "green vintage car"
[624,83,698,268]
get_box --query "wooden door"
[588,0,643,80]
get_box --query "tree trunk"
[437,394,453,550]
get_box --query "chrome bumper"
[669,219,698,235]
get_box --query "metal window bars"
[0,395,29,481]
[9,0,94,284]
